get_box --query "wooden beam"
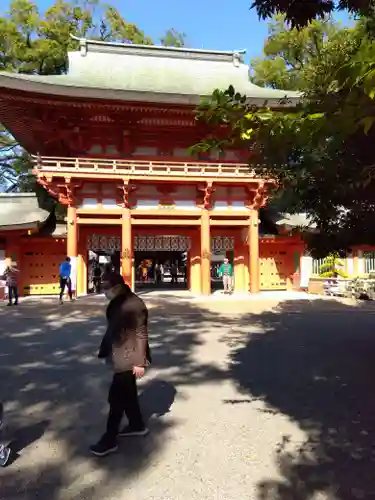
[77,207,256,217]
[209,219,248,226]
[131,218,200,226]
[36,171,259,184]
[77,218,122,225]
[132,209,201,217]
[77,208,122,215]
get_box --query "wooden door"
[21,243,66,295]
[260,246,294,290]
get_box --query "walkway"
[1,295,375,499]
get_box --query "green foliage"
[319,253,347,277]
[251,0,374,29]
[194,15,375,254]
[160,28,186,47]
[250,15,353,91]
[0,0,186,205]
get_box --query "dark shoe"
[7,303,12,306]
[14,302,18,306]
[89,434,118,457]
[118,425,149,437]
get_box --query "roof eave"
[0,74,300,107]
[0,221,40,231]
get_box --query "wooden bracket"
[118,179,137,209]
[245,181,270,210]
[37,175,81,206]
[197,181,215,209]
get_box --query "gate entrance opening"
[87,249,120,294]
[134,250,188,292]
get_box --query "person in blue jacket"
[59,256,73,304]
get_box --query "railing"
[32,155,255,178]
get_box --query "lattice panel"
[87,235,120,251]
[259,249,293,290]
[87,234,235,252]
[211,236,234,251]
[22,249,66,295]
[134,235,191,252]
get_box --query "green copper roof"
[0,193,49,230]
[0,37,300,106]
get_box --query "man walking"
[59,256,73,304]
[218,257,234,294]
[4,262,20,306]
[90,272,151,457]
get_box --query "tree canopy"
[194,15,375,255]
[251,0,374,28]
[0,0,186,197]
[250,15,350,91]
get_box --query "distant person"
[93,264,102,294]
[218,257,233,293]
[141,262,148,283]
[154,263,162,285]
[170,263,178,284]
[91,272,151,457]
[4,262,20,306]
[59,257,73,304]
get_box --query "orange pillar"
[234,233,246,292]
[121,210,132,287]
[248,209,260,293]
[67,206,78,296]
[201,210,211,295]
[189,230,201,294]
[67,206,78,258]
[77,236,87,297]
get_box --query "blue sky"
[34,0,351,62]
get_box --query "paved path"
[1,295,375,500]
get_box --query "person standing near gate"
[4,262,20,306]
[59,256,73,304]
[91,272,151,457]
[218,257,233,294]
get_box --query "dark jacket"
[98,289,151,372]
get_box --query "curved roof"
[0,37,300,106]
[0,193,50,231]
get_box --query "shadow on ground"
[225,299,375,500]
[0,296,226,500]
[2,295,375,499]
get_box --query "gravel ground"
[1,295,375,500]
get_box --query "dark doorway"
[134,250,188,292]
[87,249,120,294]
[211,250,234,292]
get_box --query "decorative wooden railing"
[32,155,255,178]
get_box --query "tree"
[160,28,186,47]
[250,15,347,91]
[319,253,347,277]
[194,16,375,256]
[251,0,374,28]
[0,0,186,197]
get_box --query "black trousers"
[8,286,18,304]
[59,277,72,300]
[106,371,144,440]
[93,277,101,294]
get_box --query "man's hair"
[66,257,71,262]
[106,272,131,292]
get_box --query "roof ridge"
[69,34,247,58]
